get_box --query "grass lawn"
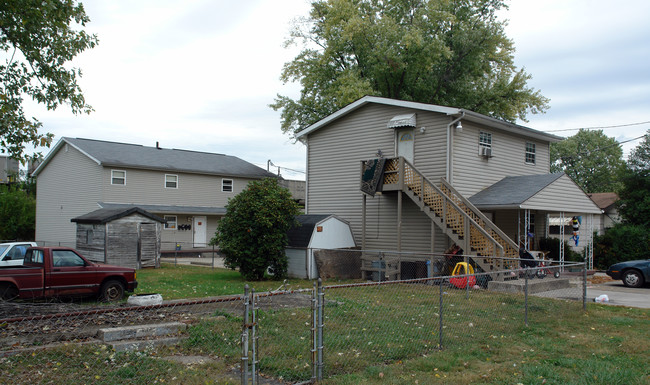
[2,264,646,384]
[134,262,319,299]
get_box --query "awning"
[548,217,571,226]
[387,113,416,128]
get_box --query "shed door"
[396,128,414,163]
[193,216,207,247]
[138,223,158,269]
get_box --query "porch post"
[559,211,564,272]
[397,157,404,252]
[362,194,366,251]
[397,190,403,252]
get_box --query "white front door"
[193,216,207,247]
[396,128,415,163]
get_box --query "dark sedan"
[606,259,650,288]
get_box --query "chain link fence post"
[311,280,318,382]
[317,278,324,382]
[439,277,444,349]
[251,288,258,385]
[583,261,587,311]
[242,285,250,385]
[524,268,529,327]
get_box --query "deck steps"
[98,322,188,352]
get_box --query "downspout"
[446,112,465,184]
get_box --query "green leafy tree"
[617,131,650,227]
[594,224,649,268]
[211,178,300,281]
[1,0,97,160]
[271,0,549,135]
[0,186,35,240]
[550,129,625,193]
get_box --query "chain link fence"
[0,249,586,384]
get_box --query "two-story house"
[32,137,278,251]
[296,96,601,273]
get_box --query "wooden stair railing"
[387,158,506,272]
[377,157,523,274]
[440,180,520,270]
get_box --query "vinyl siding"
[35,144,103,246]
[452,121,551,197]
[101,168,247,207]
[524,175,601,213]
[306,103,449,253]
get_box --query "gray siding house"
[296,96,601,271]
[32,138,277,251]
[0,155,19,184]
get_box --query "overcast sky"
[21,0,650,180]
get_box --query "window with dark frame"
[525,142,536,164]
[222,179,233,192]
[165,174,178,189]
[111,170,126,185]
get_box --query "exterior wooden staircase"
[378,157,519,274]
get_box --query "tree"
[271,0,549,135]
[1,0,97,161]
[0,186,35,240]
[617,131,650,227]
[211,178,300,281]
[550,129,625,193]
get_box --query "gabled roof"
[32,137,278,179]
[295,96,563,143]
[469,173,602,214]
[469,173,564,208]
[98,202,227,216]
[71,207,165,224]
[588,192,619,210]
[287,214,332,248]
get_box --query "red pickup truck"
[0,247,137,302]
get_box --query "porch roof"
[469,173,602,214]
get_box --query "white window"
[111,170,126,185]
[165,174,178,189]
[479,131,492,149]
[164,215,177,230]
[222,179,233,192]
[525,142,536,164]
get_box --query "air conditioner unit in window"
[479,147,492,157]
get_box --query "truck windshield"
[0,245,9,254]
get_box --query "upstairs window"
[111,170,126,185]
[478,131,493,157]
[165,174,178,189]
[525,142,536,164]
[164,215,177,230]
[479,131,492,149]
[222,179,233,192]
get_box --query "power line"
[544,120,650,133]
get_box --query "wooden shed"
[285,214,356,279]
[71,207,165,269]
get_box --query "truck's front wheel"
[0,284,18,301]
[100,280,125,302]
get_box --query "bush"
[211,178,300,281]
[0,187,35,240]
[593,224,650,269]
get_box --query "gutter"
[446,112,465,183]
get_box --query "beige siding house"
[32,138,277,251]
[297,96,602,271]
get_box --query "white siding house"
[32,138,278,251]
